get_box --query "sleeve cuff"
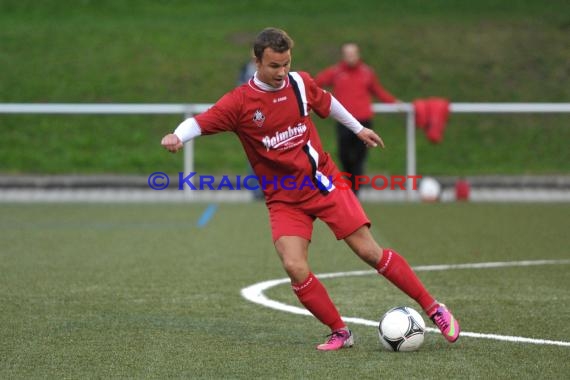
[174,117,202,143]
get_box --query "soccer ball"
[378,306,426,352]
[418,177,441,202]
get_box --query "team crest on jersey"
[252,109,265,128]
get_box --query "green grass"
[0,0,569,175]
[1,202,569,378]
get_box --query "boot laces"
[324,330,347,343]
[432,311,449,330]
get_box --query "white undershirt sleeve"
[329,96,364,134]
[173,117,202,143]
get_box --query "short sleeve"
[195,89,242,135]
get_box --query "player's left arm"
[161,90,241,153]
[302,71,384,148]
[356,127,385,148]
[329,96,385,148]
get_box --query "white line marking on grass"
[240,259,570,347]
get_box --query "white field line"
[240,259,570,347]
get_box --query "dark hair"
[253,27,294,60]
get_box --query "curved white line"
[240,259,570,347]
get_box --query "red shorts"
[268,188,371,242]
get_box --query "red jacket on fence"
[413,97,451,144]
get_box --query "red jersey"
[195,71,339,204]
[315,61,396,121]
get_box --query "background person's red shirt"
[315,61,396,121]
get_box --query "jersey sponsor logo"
[252,109,266,128]
[262,122,307,151]
[273,96,288,103]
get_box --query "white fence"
[1,102,569,200]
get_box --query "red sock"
[376,248,438,315]
[292,272,345,331]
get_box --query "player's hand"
[356,128,385,149]
[161,133,184,153]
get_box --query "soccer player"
[161,27,460,351]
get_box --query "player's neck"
[253,73,286,92]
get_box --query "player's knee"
[281,258,309,280]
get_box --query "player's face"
[256,48,291,88]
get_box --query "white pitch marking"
[240,259,570,347]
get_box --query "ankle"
[426,301,440,317]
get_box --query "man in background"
[238,57,257,85]
[315,43,400,196]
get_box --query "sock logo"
[292,273,314,292]
[378,249,393,274]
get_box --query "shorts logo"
[253,109,265,128]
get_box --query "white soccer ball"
[418,177,441,202]
[378,306,426,352]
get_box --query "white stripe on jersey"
[306,140,336,192]
[288,72,309,116]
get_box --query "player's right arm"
[161,117,201,153]
[161,133,184,153]
[160,90,241,153]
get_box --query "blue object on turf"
[197,204,219,228]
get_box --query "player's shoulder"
[211,84,248,112]
[287,70,306,77]
[230,82,250,94]
[289,71,317,84]
[225,83,250,100]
